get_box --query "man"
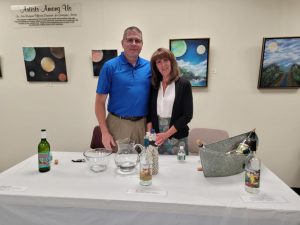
[95,26,151,150]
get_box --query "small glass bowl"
[83,148,112,172]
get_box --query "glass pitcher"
[114,138,143,174]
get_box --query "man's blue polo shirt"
[96,52,151,117]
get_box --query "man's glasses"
[124,38,143,44]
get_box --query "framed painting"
[258,37,300,88]
[170,38,209,87]
[22,47,68,82]
[92,50,118,76]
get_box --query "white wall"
[0,0,299,187]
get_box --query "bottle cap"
[179,141,185,147]
[41,129,47,139]
[196,139,203,147]
[144,138,149,147]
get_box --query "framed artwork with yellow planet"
[170,38,210,87]
[92,50,118,76]
[22,47,68,82]
[258,37,300,88]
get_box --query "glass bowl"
[83,148,112,172]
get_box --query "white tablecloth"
[0,152,299,225]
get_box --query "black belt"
[110,112,144,121]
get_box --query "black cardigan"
[147,77,193,139]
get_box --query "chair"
[90,125,104,149]
[188,128,229,155]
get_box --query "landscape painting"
[92,50,118,76]
[170,38,209,87]
[22,47,68,82]
[258,37,300,88]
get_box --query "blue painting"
[170,38,209,87]
[258,37,300,88]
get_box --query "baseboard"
[291,187,300,195]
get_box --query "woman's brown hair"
[150,48,180,89]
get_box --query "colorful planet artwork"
[92,50,118,76]
[22,47,68,82]
[170,38,210,87]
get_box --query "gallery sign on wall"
[10,3,81,28]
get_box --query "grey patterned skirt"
[158,117,188,155]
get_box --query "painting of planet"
[170,38,210,87]
[92,50,118,76]
[22,47,68,82]
[258,37,300,88]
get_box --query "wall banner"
[11,3,81,28]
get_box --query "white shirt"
[157,81,175,118]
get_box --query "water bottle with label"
[245,140,261,194]
[177,142,186,161]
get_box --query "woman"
[147,48,193,155]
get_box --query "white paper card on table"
[127,186,167,196]
[240,193,287,203]
[0,185,28,192]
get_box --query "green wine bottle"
[38,129,51,172]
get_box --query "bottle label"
[177,153,186,161]
[237,143,249,154]
[38,152,50,169]
[140,163,152,181]
[245,169,260,188]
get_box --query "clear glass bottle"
[38,129,51,172]
[245,140,261,194]
[177,142,186,161]
[139,144,152,186]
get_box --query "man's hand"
[102,131,116,150]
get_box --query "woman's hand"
[155,132,169,146]
[155,126,177,146]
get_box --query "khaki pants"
[106,113,146,146]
